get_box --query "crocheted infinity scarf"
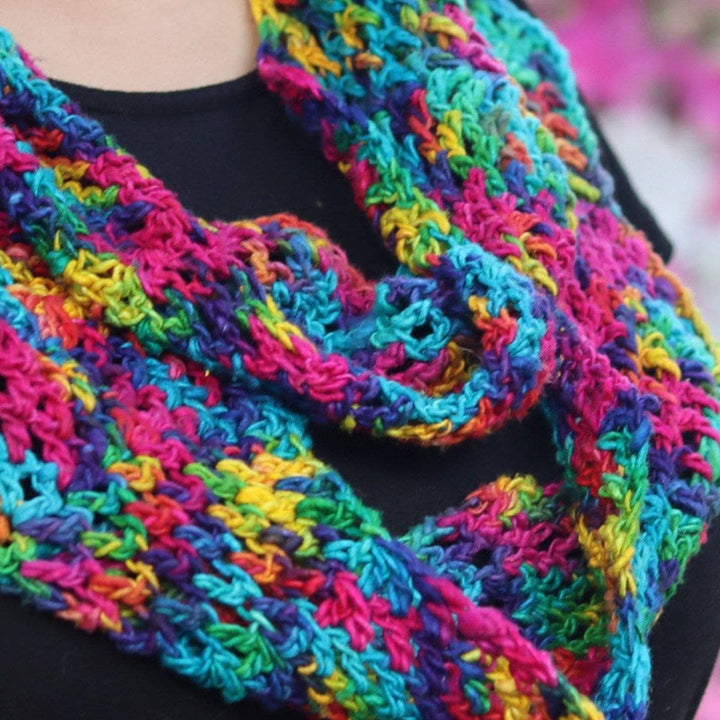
[0,1,718,718]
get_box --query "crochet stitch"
[0,1,718,719]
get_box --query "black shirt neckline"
[49,68,265,116]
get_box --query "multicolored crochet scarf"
[0,1,718,718]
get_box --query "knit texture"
[0,1,718,718]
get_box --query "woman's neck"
[0,0,259,91]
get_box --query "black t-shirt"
[0,19,716,720]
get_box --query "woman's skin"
[0,0,259,90]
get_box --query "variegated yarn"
[0,1,718,719]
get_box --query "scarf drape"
[0,1,718,718]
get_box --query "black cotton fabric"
[0,9,715,720]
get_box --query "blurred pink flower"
[547,0,658,105]
[533,0,720,214]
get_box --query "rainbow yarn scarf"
[0,1,718,718]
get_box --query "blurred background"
[529,1,720,716]
[532,0,720,327]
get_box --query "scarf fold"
[0,1,717,718]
